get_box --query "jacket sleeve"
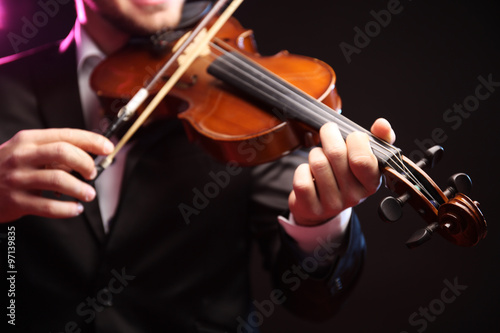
[249,150,367,321]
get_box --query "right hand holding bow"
[0,128,114,222]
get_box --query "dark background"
[1,0,499,332]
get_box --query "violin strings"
[100,0,232,142]
[215,49,436,201]
[208,43,438,202]
[208,43,393,154]
[209,42,391,148]
[145,0,231,92]
[208,44,395,159]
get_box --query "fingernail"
[85,186,96,202]
[390,129,396,143]
[89,168,97,180]
[103,140,114,154]
[75,202,84,216]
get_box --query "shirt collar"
[75,20,105,73]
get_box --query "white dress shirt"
[75,21,131,233]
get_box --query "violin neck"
[208,51,401,166]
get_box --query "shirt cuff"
[277,207,352,254]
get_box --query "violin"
[90,0,486,248]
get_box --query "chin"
[129,10,181,32]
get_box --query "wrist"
[278,208,352,254]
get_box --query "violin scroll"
[405,194,486,248]
[436,193,486,247]
[379,146,487,248]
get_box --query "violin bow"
[95,0,244,176]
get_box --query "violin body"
[91,17,341,165]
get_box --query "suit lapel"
[31,31,106,243]
[34,31,86,130]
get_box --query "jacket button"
[334,277,343,291]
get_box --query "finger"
[11,169,96,202]
[346,132,382,195]
[307,147,342,210]
[23,142,97,180]
[370,118,396,144]
[13,191,85,219]
[289,163,321,214]
[45,162,72,173]
[14,128,114,156]
[319,122,356,192]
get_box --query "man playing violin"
[0,0,395,332]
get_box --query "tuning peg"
[378,192,411,222]
[415,145,444,169]
[443,173,473,198]
[406,222,440,248]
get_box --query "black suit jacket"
[0,32,366,333]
